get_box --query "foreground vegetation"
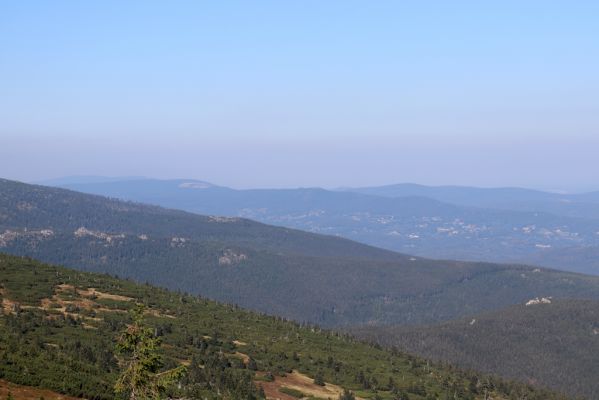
[0,253,570,400]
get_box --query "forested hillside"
[3,178,599,327]
[353,300,599,399]
[0,253,570,400]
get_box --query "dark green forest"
[0,254,570,400]
[3,178,599,327]
[353,300,599,399]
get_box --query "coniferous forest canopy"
[0,253,571,400]
[352,300,599,399]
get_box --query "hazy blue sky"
[1,1,598,190]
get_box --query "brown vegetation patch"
[32,285,133,325]
[0,287,41,315]
[0,287,12,314]
[255,380,298,400]
[41,296,96,312]
[1,297,15,314]
[145,308,176,319]
[0,379,83,400]
[232,352,250,365]
[39,292,100,321]
[97,307,127,314]
[256,370,361,400]
[78,287,134,302]
[56,283,76,292]
[1,298,38,314]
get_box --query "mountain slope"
[352,299,599,399]
[0,178,400,260]
[0,253,568,400]
[52,178,599,275]
[3,178,599,327]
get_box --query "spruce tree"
[314,371,325,386]
[338,388,356,400]
[114,305,186,400]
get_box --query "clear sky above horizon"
[1,1,598,191]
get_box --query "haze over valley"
[2,1,599,399]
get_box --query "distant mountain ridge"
[50,177,599,275]
[3,177,599,328]
[344,183,599,219]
